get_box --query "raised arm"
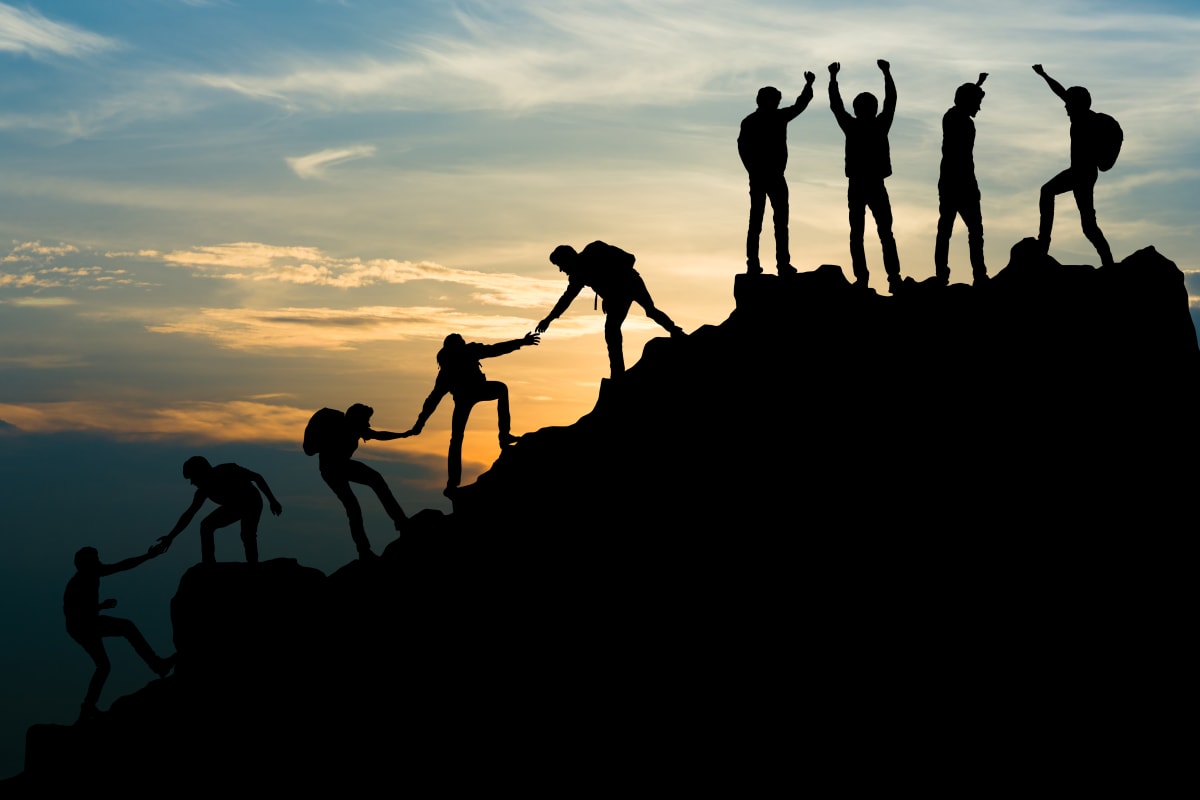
[827,62,851,128]
[248,470,283,516]
[1032,64,1067,101]
[879,59,896,123]
[536,283,583,333]
[783,72,817,120]
[158,489,206,550]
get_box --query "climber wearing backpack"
[406,331,539,496]
[305,403,410,560]
[1032,64,1120,267]
[536,241,686,378]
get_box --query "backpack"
[303,407,344,456]
[577,241,638,307]
[1090,112,1122,172]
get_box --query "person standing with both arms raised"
[828,60,904,294]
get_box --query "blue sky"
[2,0,1199,777]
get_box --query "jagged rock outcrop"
[11,244,1196,793]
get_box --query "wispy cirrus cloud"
[286,145,377,179]
[156,242,563,305]
[0,3,117,59]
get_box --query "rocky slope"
[9,242,1196,793]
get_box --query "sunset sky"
[2,0,1198,776]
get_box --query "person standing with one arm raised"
[1031,64,1116,267]
[738,71,817,276]
[935,73,989,286]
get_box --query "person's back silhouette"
[828,60,904,294]
[935,73,989,286]
[158,456,283,564]
[407,332,539,495]
[738,73,816,275]
[64,544,175,722]
[1032,64,1116,267]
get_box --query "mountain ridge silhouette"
[8,243,1196,793]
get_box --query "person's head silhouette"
[549,245,579,273]
[74,546,100,570]
[182,455,212,485]
[755,86,782,110]
[852,92,878,119]
[345,403,373,429]
[437,334,466,368]
[954,82,984,116]
[1064,85,1091,118]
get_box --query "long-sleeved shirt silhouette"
[829,72,896,179]
[737,86,813,176]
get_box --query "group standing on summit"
[740,62,1122,289]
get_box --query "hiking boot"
[669,326,687,340]
[76,702,103,725]
[777,263,797,276]
[154,654,177,678]
[746,259,763,275]
[499,433,520,447]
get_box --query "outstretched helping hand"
[522,331,541,347]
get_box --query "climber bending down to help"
[537,241,685,378]
[158,456,283,564]
[65,543,175,722]
[406,332,539,496]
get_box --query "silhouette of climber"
[935,73,989,286]
[64,543,175,722]
[317,404,410,559]
[537,241,685,377]
[407,332,539,495]
[738,72,816,275]
[1032,64,1115,267]
[158,456,283,564]
[828,60,904,293]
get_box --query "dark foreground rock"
[10,244,1196,793]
